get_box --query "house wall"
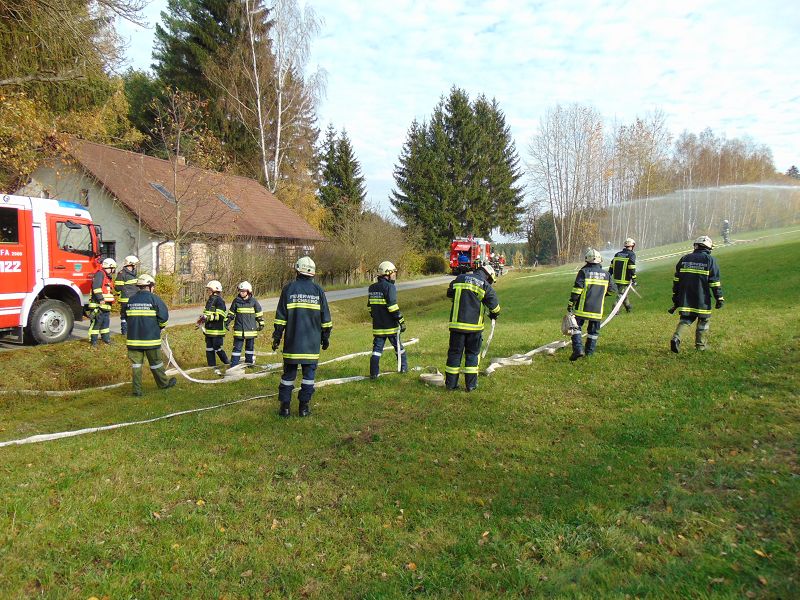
[18,161,161,274]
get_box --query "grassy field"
[1,229,798,598]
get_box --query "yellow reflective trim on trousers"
[677,306,712,314]
[287,302,321,310]
[679,268,710,275]
[373,327,400,335]
[444,365,461,374]
[127,339,162,346]
[283,353,320,360]
[453,282,486,299]
[387,304,400,312]
[462,366,479,374]
[233,331,259,338]
[274,319,287,325]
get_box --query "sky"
[117,0,800,222]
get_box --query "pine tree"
[318,126,366,233]
[390,87,525,250]
[787,165,800,179]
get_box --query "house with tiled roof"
[17,138,324,277]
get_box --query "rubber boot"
[584,337,597,357]
[299,401,311,417]
[278,380,293,417]
[569,334,584,361]
[671,321,690,354]
[90,335,99,347]
[120,320,127,336]
[370,353,381,379]
[695,319,710,350]
[445,372,459,390]
[464,372,478,392]
[101,333,112,345]
[399,350,408,373]
[279,403,291,418]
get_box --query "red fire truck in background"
[449,236,491,275]
[0,194,103,344]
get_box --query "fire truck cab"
[449,236,491,275]
[0,194,103,344]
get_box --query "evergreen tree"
[787,165,800,179]
[318,126,366,233]
[390,87,525,250]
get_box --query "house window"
[80,189,89,207]
[100,241,116,260]
[179,245,192,275]
[149,182,176,204]
[216,193,241,212]
[0,207,19,243]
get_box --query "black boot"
[279,403,291,417]
[584,337,597,357]
[445,372,459,390]
[298,402,310,417]
[569,334,584,361]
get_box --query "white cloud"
[118,0,800,216]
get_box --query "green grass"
[1,231,798,598]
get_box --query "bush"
[422,253,448,275]
[155,272,180,304]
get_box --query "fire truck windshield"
[56,221,94,256]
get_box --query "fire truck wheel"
[27,299,74,345]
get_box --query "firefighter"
[88,257,117,346]
[368,260,407,378]
[721,220,731,244]
[125,273,176,396]
[225,281,264,367]
[201,280,229,375]
[609,238,637,313]
[568,248,617,360]
[272,256,332,417]
[669,235,724,353]
[115,255,139,335]
[445,263,500,391]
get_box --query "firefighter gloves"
[716,299,724,309]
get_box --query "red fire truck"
[449,236,491,275]
[0,194,103,344]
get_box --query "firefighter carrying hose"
[88,257,117,346]
[669,235,725,353]
[445,263,500,391]
[125,274,176,396]
[368,260,407,378]
[609,238,637,313]
[272,256,332,417]
[115,255,139,335]
[568,248,617,360]
[225,281,264,367]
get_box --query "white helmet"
[238,281,253,293]
[584,248,602,264]
[136,273,155,287]
[723,220,729,224]
[206,280,222,293]
[624,238,636,248]
[295,256,316,276]
[694,235,713,250]
[102,258,117,270]
[123,255,140,267]
[377,260,396,276]
[481,263,497,282]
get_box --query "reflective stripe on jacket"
[203,294,227,335]
[225,295,264,338]
[273,276,332,363]
[90,269,115,310]
[368,277,405,336]
[114,266,138,303]
[672,249,723,315]
[570,263,616,320]
[126,290,168,349]
[610,248,637,285]
[447,270,500,332]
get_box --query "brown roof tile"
[67,138,324,242]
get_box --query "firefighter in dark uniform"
[125,274,176,396]
[721,220,731,244]
[609,238,637,313]
[115,255,139,335]
[225,281,264,367]
[201,280,229,375]
[568,248,617,360]
[670,235,724,353]
[272,256,332,417]
[368,260,407,378]
[88,257,117,346]
[445,263,500,391]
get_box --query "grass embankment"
[0,231,798,598]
